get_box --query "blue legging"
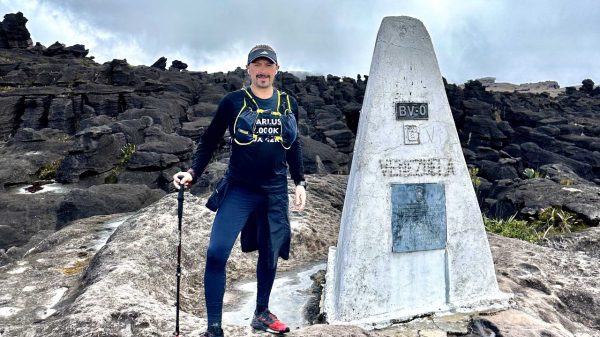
[204,184,282,326]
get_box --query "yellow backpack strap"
[277,90,292,114]
[276,90,281,112]
[233,98,248,138]
[241,87,261,111]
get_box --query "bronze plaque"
[391,183,446,253]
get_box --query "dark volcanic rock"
[0,96,22,139]
[188,102,218,117]
[488,177,600,224]
[520,142,593,180]
[300,135,349,174]
[107,59,135,86]
[137,125,194,159]
[56,184,165,228]
[56,125,127,183]
[119,108,176,133]
[42,42,88,57]
[0,188,66,250]
[151,56,167,70]
[126,151,179,170]
[0,12,32,49]
[170,60,188,70]
[65,44,89,57]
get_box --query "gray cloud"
[1,0,598,85]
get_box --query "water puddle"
[92,218,128,251]
[222,262,325,329]
[39,287,68,319]
[6,181,73,195]
[6,266,27,274]
[0,307,21,318]
[22,286,36,292]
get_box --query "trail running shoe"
[201,325,224,337]
[251,309,290,334]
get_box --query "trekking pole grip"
[177,174,185,217]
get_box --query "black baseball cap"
[247,47,278,65]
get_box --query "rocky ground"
[1,175,599,337]
[2,12,600,252]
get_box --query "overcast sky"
[1,0,598,86]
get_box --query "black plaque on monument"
[391,183,446,253]
[395,102,428,120]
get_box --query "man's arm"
[285,96,306,211]
[187,96,232,183]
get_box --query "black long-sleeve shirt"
[189,87,304,194]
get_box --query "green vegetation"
[37,159,62,180]
[469,167,481,189]
[493,109,502,123]
[105,143,136,184]
[56,134,73,143]
[119,143,136,167]
[484,214,541,243]
[534,207,585,238]
[484,207,586,243]
[523,168,544,179]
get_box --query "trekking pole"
[174,175,185,337]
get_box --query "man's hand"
[173,172,192,190]
[294,185,306,211]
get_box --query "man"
[173,44,306,337]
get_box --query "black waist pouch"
[206,176,229,212]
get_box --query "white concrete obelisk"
[323,16,509,326]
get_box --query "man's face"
[247,58,279,89]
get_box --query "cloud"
[0,0,598,85]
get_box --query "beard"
[253,75,272,88]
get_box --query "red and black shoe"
[251,309,290,334]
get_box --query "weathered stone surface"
[177,117,212,138]
[55,125,126,183]
[42,42,89,57]
[47,96,76,134]
[107,58,135,86]
[0,12,32,49]
[119,107,176,133]
[0,175,346,336]
[0,96,22,139]
[488,232,600,336]
[151,56,167,70]
[0,131,72,189]
[108,115,153,144]
[188,101,218,117]
[55,183,165,228]
[171,59,188,70]
[488,177,600,224]
[138,125,194,158]
[300,135,349,174]
[0,188,66,250]
[21,96,50,130]
[1,175,599,336]
[126,151,179,170]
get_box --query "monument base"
[322,246,512,329]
